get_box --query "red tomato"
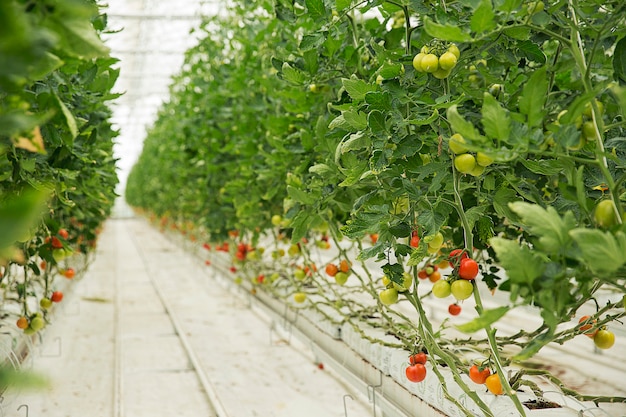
[448,249,468,268]
[51,236,63,249]
[325,263,338,277]
[58,229,69,239]
[51,291,64,303]
[458,258,479,280]
[410,235,420,247]
[448,303,461,315]
[409,352,427,365]
[405,364,427,382]
[339,259,350,273]
[469,365,491,384]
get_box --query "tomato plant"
[124,0,626,415]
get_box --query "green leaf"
[342,76,377,101]
[447,105,483,141]
[336,0,352,11]
[569,229,626,275]
[305,0,326,17]
[612,35,626,85]
[482,93,510,141]
[423,17,472,42]
[0,188,49,250]
[46,0,110,58]
[368,110,387,135]
[343,110,368,131]
[517,40,546,64]
[281,62,306,85]
[513,329,554,361]
[341,132,371,153]
[365,91,392,111]
[455,306,509,334]
[508,202,575,253]
[358,242,387,261]
[382,263,405,285]
[470,0,496,33]
[378,61,404,79]
[54,92,78,140]
[287,185,317,205]
[490,237,545,284]
[520,159,565,176]
[518,67,548,128]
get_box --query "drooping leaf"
[569,229,626,275]
[455,306,509,334]
[470,0,496,33]
[508,202,576,253]
[423,17,472,42]
[490,237,545,284]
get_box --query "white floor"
[2,218,373,417]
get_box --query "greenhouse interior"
[1,0,626,416]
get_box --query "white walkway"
[3,218,372,417]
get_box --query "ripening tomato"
[469,365,491,384]
[16,317,29,329]
[485,374,503,395]
[51,236,63,249]
[64,268,75,279]
[448,248,468,268]
[405,363,427,382]
[428,270,442,283]
[458,258,479,280]
[578,315,597,338]
[58,228,69,239]
[325,263,338,277]
[339,259,350,273]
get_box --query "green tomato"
[379,288,399,306]
[40,298,53,309]
[594,199,618,227]
[583,99,604,118]
[582,121,598,140]
[294,269,306,280]
[593,329,615,349]
[449,134,468,154]
[451,280,473,300]
[271,214,283,226]
[432,67,451,80]
[454,154,477,174]
[447,44,460,59]
[294,292,307,303]
[30,316,45,332]
[420,54,439,73]
[52,248,67,263]
[438,52,458,70]
[432,280,451,298]
[334,271,349,285]
[469,164,485,177]
[412,53,426,72]
[427,232,444,249]
[476,152,494,167]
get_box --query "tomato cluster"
[406,352,428,383]
[325,260,351,285]
[578,315,616,349]
[413,44,460,79]
[448,133,494,176]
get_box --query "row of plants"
[126,0,626,415]
[0,0,119,337]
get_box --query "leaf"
[518,67,548,128]
[274,0,296,22]
[490,237,545,284]
[281,62,306,85]
[382,263,405,285]
[482,93,510,141]
[470,0,496,33]
[447,105,483,140]
[508,202,575,253]
[455,306,509,334]
[309,163,334,177]
[343,110,368,131]
[613,36,626,85]
[368,110,387,135]
[14,126,46,154]
[365,91,392,111]
[520,159,565,176]
[513,329,554,361]
[54,92,78,140]
[336,0,352,11]
[300,33,325,50]
[286,185,317,205]
[358,242,387,261]
[342,76,377,101]
[569,229,626,275]
[0,188,49,250]
[517,40,546,64]
[305,0,326,17]
[423,17,472,42]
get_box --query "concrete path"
[3,218,372,417]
